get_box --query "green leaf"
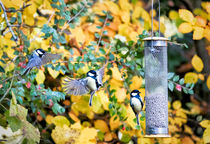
[183,88,188,94]
[168,72,175,79]
[96,26,102,29]
[58,19,65,26]
[10,17,16,24]
[179,78,184,85]
[106,23,110,26]
[5,111,22,132]
[0,66,5,73]
[22,120,40,143]
[17,12,22,24]
[173,75,179,82]
[97,131,104,141]
[188,89,194,94]
[94,33,100,38]
[121,133,131,143]
[168,81,174,91]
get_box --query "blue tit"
[130,90,144,125]
[23,48,61,75]
[63,65,105,106]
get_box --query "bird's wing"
[41,53,61,65]
[62,77,89,95]
[130,99,135,113]
[96,64,105,86]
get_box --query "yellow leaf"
[111,64,123,81]
[48,67,60,79]
[204,27,210,41]
[181,136,194,144]
[126,106,136,129]
[92,3,108,16]
[110,116,121,131]
[70,27,86,47]
[52,116,70,127]
[179,9,195,23]
[104,132,113,141]
[2,0,24,9]
[184,72,198,84]
[118,0,132,11]
[71,121,82,129]
[130,76,143,90]
[172,100,182,110]
[98,90,109,110]
[207,76,210,90]
[91,93,104,114]
[104,1,120,15]
[35,70,45,85]
[76,127,97,144]
[203,126,210,144]
[120,10,130,24]
[116,88,127,103]
[51,125,80,144]
[169,10,179,20]
[191,55,204,72]
[195,16,207,27]
[178,23,193,33]
[132,7,143,21]
[184,125,193,135]
[198,74,205,80]
[193,26,204,40]
[200,120,210,128]
[68,112,80,122]
[46,115,54,124]
[94,120,109,133]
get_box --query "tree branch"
[96,14,109,52]
[0,0,18,42]
[60,5,86,33]
[6,3,31,12]
[0,69,16,103]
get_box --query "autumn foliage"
[0,0,210,144]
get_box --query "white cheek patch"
[88,73,94,77]
[131,93,137,96]
[37,50,43,55]
[34,51,39,56]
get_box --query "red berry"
[37,111,40,115]
[49,99,53,106]
[26,82,31,88]
[176,84,182,92]
[122,127,125,130]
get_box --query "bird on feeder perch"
[130,90,144,125]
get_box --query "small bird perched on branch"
[63,65,105,106]
[130,90,144,125]
[22,48,61,75]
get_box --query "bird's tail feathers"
[136,113,140,125]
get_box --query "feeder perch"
[143,0,170,138]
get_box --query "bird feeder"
[144,0,170,137]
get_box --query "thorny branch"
[30,11,55,42]
[0,0,18,42]
[6,4,31,12]
[96,14,109,52]
[60,5,86,33]
[0,69,16,103]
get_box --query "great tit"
[130,90,144,125]
[23,48,61,75]
[63,65,105,106]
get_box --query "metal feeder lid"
[143,37,169,41]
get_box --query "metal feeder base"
[145,127,170,138]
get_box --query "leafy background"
[0,0,210,143]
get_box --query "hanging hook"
[151,0,161,37]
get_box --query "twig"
[60,5,86,33]
[168,41,187,47]
[6,4,31,12]
[96,14,109,52]
[168,79,192,91]
[0,69,16,103]
[30,11,55,42]
[0,73,20,83]
[0,0,18,42]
